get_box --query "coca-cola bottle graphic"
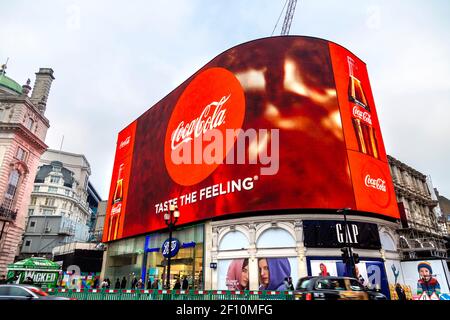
[348,57,379,159]
[107,163,124,241]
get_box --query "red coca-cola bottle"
[108,164,124,241]
[348,57,379,159]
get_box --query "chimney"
[30,68,55,114]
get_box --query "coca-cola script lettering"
[171,94,230,150]
[119,136,131,149]
[111,203,122,215]
[365,175,386,192]
[353,106,372,125]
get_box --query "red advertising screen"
[103,36,399,243]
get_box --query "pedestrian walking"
[131,275,138,289]
[182,277,189,290]
[121,276,127,289]
[173,278,181,290]
[115,278,121,289]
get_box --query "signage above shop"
[161,238,181,258]
[303,220,381,250]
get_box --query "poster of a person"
[318,263,331,277]
[416,261,441,297]
[258,258,291,291]
[225,259,249,290]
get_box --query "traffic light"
[341,247,350,264]
[353,252,360,264]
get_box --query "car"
[294,276,387,300]
[0,284,74,300]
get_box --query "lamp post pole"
[166,219,173,290]
[164,205,179,290]
[338,208,356,278]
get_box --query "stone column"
[248,223,259,290]
[295,220,308,278]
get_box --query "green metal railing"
[44,288,295,300]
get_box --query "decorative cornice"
[0,123,48,153]
[0,95,50,126]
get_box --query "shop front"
[303,218,398,298]
[103,224,204,290]
[205,213,400,298]
[143,224,204,290]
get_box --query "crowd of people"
[91,275,191,290]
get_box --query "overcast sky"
[1,0,449,199]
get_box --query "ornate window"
[15,147,28,162]
[25,117,34,131]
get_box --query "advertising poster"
[217,257,298,291]
[258,257,298,291]
[308,258,389,298]
[103,37,399,242]
[102,121,137,242]
[60,272,101,289]
[385,259,413,300]
[400,260,450,299]
[217,259,250,291]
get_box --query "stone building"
[20,149,92,259]
[0,65,54,275]
[387,155,447,260]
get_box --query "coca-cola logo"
[119,136,131,149]
[164,67,245,186]
[352,106,372,125]
[364,175,387,192]
[171,94,229,150]
[111,203,122,215]
[360,161,391,209]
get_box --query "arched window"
[257,228,295,248]
[219,231,249,250]
[399,237,409,249]
[411,240,422,249]
[3,169,21,209]
[380,232,396,251]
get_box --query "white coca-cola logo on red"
[352,106,372,125]
[119,136,131,149]
[111,203,122,215]
[171,94,229,150]
[365,175,386,192]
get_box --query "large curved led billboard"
[103,36,399,242]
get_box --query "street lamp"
[163,204,180,290]
[337,208,357,279]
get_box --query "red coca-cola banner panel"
[103,36,399,242]
[328,43,398,217]
[102,121,137,242]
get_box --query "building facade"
[87,182,102,240]
[0,66,54,275]
[93,200,107,243]
[20,150,92,259]
[435,189,450,235]
[388,155,447,260]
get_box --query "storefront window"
[257,228,295,248]
[104,235,145,288]
[144,224,204,290]
[219,231,248,250]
